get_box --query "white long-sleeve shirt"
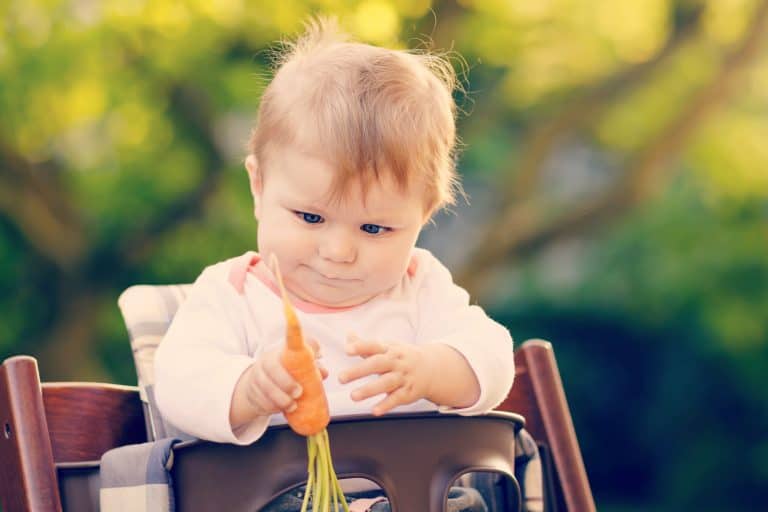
[154,247,515,445]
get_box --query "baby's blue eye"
[298,212,323,224]
[361,224,388,235]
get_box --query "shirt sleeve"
[154,263,269,445]
[414,251,515,415]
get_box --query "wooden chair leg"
[0,356,62,512]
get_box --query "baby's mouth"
[311,268,359,282]
[321,273,349,280]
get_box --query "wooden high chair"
[0,338,594,511]
[1,271,594,511]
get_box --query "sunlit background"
[2,0,767,510]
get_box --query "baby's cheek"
[263,223,313,260]
[362,247,404,279]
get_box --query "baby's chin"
[293,284,378,309]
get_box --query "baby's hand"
[339,333,434,416]
[239,338,328,418]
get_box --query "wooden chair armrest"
[42,381,146,463]
[1,356,147,512]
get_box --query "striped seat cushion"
[117,284,192,440]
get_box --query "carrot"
[271,255,350,512]
[272,255,330,436]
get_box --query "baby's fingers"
[304,337,328,380]
[345,334,387,358]
[349,373,399,402]
[371,389,410,416]
[260,381,297,413]
[248,366,297,413]
[338,354,390,384]
[263,352,303,399]
[306,337,323,358]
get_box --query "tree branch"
[0,142,87,270]
[457,0,768,297]
[502,2,705,202]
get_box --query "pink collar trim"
[227,252,354,314]
[228,251,417,314]
[251,257,359,314]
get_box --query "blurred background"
[1,0,767,509]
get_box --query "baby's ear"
[244,154,262,218]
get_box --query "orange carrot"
[271,254,330,436]
[271,255,350,512]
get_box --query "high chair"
[0,283,595,511]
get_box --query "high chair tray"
[171,411,524,511]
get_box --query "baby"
[154,18,515,450]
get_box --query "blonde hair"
[249,17,462,214]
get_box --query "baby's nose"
[318,231,356,263]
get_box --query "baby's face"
[248,146,427,308]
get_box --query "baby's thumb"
[306,337,322,358]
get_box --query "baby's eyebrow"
[286,196,328,212]
[306,200,331,210]
[360,215,407,227]
[361,217,393,225]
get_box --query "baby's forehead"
[267,146,426,214]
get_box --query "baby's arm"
[154,265,271,444]
[340,335,479,415]
[414,254,515,414]
[341,251,515,416]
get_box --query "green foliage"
[1,0,767,510]
[493,172,768,510]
